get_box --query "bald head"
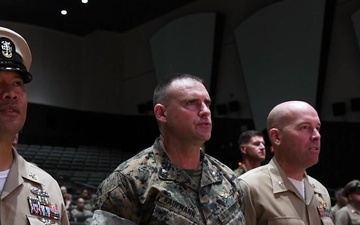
[267,101,317,133]
[267,100,321,174]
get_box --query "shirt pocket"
[27,214,60,225]
[268,217,306,225]
[218,201,245,225]
[151,204,197,225]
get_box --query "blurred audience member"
[60,185,68,196]
[71,197,93,222]
[66,209,73,222]
[63,193,74,210]
[234,130,266,176]
[335,180,360,225]
[80,188,90,200]
[80,188,93,210]
[331,187,348,214]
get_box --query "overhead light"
[61,10,68,15]
[82,0,88,3]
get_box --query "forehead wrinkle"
[169,79,208,100]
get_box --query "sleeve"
[239,178,257,225]
[92,171,141,223]
[335,209,349,225]
[90,210,137,225]
[60,202,70,225]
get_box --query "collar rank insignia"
[29,173,38,180]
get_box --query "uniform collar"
[153,137,222,190]
[347,203,360,214]
[1,149,42,199]
[269,157,326,204]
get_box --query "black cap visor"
[0,60,32,83]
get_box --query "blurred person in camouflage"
[233,130,266,176]
[91,73,245,225]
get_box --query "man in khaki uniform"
[335,179,360,225]
[331,187,347,214]
[239,100,334,225]
[0,27,69,225]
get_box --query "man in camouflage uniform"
[233,130,266,176]
[91,73,245,225]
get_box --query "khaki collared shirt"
[239,157,334,225]
[0,149,69,225]
[335,204,360,225]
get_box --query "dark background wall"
[2,0,360,191]
[19,103,359,190]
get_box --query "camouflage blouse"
[92,137,245,225]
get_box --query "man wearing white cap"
[0,27,69,225]
[335,179,360,225]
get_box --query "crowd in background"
[330,180,360,224]
[60,186,94,224]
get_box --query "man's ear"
[240,145,247,155]
[269,128,280,146]
[154,104,166,123]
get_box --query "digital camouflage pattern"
[91,210,137,225]
[92,137,245,225]
[233,165,247,177]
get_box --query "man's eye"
[15,81,24,86]
[188,100,197,105]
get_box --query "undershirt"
[184,167,202,190]
[288,177,305,199]
[0,169,10,193]
[184,166,204,222]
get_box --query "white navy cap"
[0,27,32,83]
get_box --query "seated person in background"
[66,209,73,222]
[335,180,360,225]
[233,130,266,176]
[331,187,347,214]
[85,193,96,211]
[80,188,90,201]
[60,185,68,196]
[63,193,74,210]
[71,197,93,222]
[80,188,92,210]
